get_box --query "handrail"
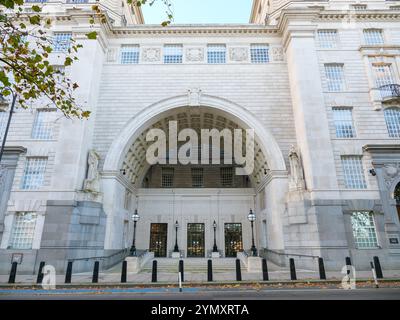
[67,248,129,262]
[379,84,400,99]
[262,248,319,259]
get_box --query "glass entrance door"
[187,223,205,257]
[224,223,243,257]
[149,223,168,257]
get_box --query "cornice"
[363,144,400,154]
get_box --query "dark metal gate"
[224,223,243,257]
[187,223,205,257]
[149,223,168,257]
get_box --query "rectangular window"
[351,211,378,248]
[163,45,183,64]
[21,158,47,190]
[250,44,269,63]
[9,212,37,249]
[207,44,226,64]
[373,65,394,87]
[317,30,338,49]
[191,168,204,188]
[120,45,140,64]
[341,156,367,189]
[31,109,55,140]
[52,32,72,52]
[332,107,355,138]
[364,29,384,45]
[0,111,7,143]
[161,167,174,187]
[352,4,367,11]
[220,167,233,187]
[325,63,345,92]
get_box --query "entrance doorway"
[224,223,243,257]
[149,223,168,257]
[187,223,205,257]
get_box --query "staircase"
[141,258,245,274]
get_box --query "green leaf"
[29,15,41,25]
[31,5,41,12]
[86,31,97,40]
[64,57,73,66]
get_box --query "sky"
[142,0,253,25]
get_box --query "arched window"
[384,107,400,138]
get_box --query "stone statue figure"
[288,145,305,191]
[83,150,100,193]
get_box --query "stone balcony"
[369,83,400,110]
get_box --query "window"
[207,45,226,64]
[373,65,394,87]
[250,44,269,63]
[52,32,72,52]
[191,168,204,188]
[332,107,355,138]
[364,29,384,45]
[0,111,7,143]
[220,167,233,187]
[31,109,55,140]
[317,30,338,49]
[66,0,88,3]
[341,156,367,189]
[163,45,183,64]
[161,167,174,187]
[120,45,139,64]
[384,108,400,138]
[325,64,345,92]
[9,212,37,249]
[352,4,367,11]
[21,158,47,190]
[351,211,378,248]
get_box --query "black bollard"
[179,260,184,282]
[207,259,213,282]
[152,260,157,283]
[236,259,242,281]
[92,261,99,283]
[345,256,352,266]
[121,260,127,283]
[262,258,269,281]
[289,258,297,280]
[65,261,73,284]
[8,262,18,284]
[318,257,326,280]
[36,261,45,284]
[373,256,383,279]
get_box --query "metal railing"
[67,248,129,262]
[379,84,400,100]
[261,248,320,260]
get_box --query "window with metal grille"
[120,45,140,64]
[317,30,338,48]
[31,109,55,140]
[161,167,174,187]
[341,156,367,189]
[220,167,233,187]
[373,65,394,87]
[364,29,384,45]
[352,4,367,11]
[0,111,7,143]
[324,63,345,92]
[250,44,269,63]
[52,32,72,52]
[384,107,400,138]
[351,211,378,248]
[207,44,226,64]
[21,158,47,190]
[9,212,37,249]
[163,45,183,64]
[332,107,355,138]
[191,168,204,188]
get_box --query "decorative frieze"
[142,48,161,62]
[107,48,118,62]
[185,47,204,62]
[229,47,248,62]
[272,47,284,61]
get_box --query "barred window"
[164,45,183,64]
[317,30,338,48]
[207,45,226,64]
[341,156,367,189]
[0,111,7,143]
[364,29,384,45]
[9,212,37,249]
[352,4,367,11]
[250,44,269,63]
[161,167,174,187]
[384,108,400,138]
[21,158,47,190]
[52,32,72,52]
[191,168,204,188]
[120,45,139,64]
[220,167,233,187]
[332,107,355,138]
[31,110,55,140]
[373,65,394,87]
[324,63,345,92]
[351,211,378,248]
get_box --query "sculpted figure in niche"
[288,145,305,191]
[83,150,100,193]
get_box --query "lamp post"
[247,209,257,256]
[0,88,18,164]
[212,220,218,252]
[173,220,179,252]
[129,209,140,256]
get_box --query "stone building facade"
[0,0,400,273]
